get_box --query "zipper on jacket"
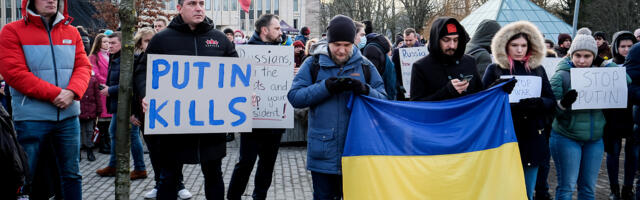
[193,36,198,56]
[43,17,61,121]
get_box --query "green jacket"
[550,57,619,141]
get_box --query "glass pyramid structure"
[461,0,573,43]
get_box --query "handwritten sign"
[236,45,294,129]
[500,75,542,103]
[570,67,627,110]
[398,47,429,98]
[144,54,253,134]
[541,58,564,81]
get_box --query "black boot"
[87,148,96,161]
[621,185,633,200]
[609,184,620,200]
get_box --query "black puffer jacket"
[363,33,391,74]
[410,17,483,101]
[134,15,238,164]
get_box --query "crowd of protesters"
[3,0,640,200]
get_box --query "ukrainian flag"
[343,85,526,200]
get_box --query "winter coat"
[550,57,616,141]
[554,46,569,58]
[598,41,612,61]
[610,31,638,65]
[392,42,425,100]
[465,19,501,77]
[363,33,392,75]
[134,14,238,164]
[626,43,640,125]
[288,40,387,174]
[294,35,309,45]
[89,51,112,118]
[0,0,92,122]
[79,75,102,119]
[105,52,121,114]
[410,17,483,101]
[482,21,555,166]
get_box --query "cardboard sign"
[541,58,564,81]
[144,54,253,134]
[570,67,628,110]
[500,75,542,103]
[236,45,294,129]
[398,47,429,98]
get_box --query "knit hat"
[577,27,592,35]
[293,40,305,48]
[569,34,598,56]
[327,15,356,43]
[234,30,244,38]
[558,33,572,45]
[223,28,234,35]
[301,27,310,35]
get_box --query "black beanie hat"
[223,28,234,35]
[327,15,356,43]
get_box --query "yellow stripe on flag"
[342,142,526,200]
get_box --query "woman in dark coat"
[482,21,556,200]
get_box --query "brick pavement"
[80,138,628,200]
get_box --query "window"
[231,0,237,10]
[293,19,298,29]
[294,0,298,12]
[205,0,211,10]
[169,0,176,10]
[223,0,228,11]
[214,0,219,10]
[6,0,12,24]
[15,0,21,19]
[274,0,279,15]
[249,0,254,19]
[240,10,245,19]
[265,0,271,14]
[241,19,246,30]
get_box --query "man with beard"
[288,15,387,199]
[409,17,486,101]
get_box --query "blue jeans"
[550,131,604,200]
[605,137,639,187]
[15,117,82,200]
[108,113,145,171]
[311,171,343,200]
[524,166,538,200]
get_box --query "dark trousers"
[535,153,551,195]
[157,158,224,200]
[311,171,343,200]
[143,135,185,191]
[227,131,283,200]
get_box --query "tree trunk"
[114,0,136,199]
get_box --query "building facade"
[1,0,23,28]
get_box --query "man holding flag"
[288,15,387,199]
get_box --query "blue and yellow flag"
[343,86,526,200]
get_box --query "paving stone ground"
[80,137,630,200]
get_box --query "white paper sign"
[144,54,253,134]
[541,58,564,81]
[500,75,542,103]
[236,45,294,129]
[398,47,429,98]
[570,67,628,110]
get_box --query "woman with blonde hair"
[134,27,156,56]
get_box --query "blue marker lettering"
[152,59,171,89]
[229,97,247,126]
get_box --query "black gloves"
[325,77,342,94]
[560,89,578,108]
[324,77,369,95]
[517,97,544,111]
[489,78,517,94]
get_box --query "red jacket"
[0,0,91,121]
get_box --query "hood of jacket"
[23,0,72,28]
[310,38,329,57]
[612,31,638,63]
[467,19,501,53]
[625,43,640,79]
[168,14,215,34]
[491,21,546,70]
[428,17,470,64]
[365,33,391,54]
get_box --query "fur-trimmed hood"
[491,21,546,70]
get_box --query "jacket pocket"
[308,128,336,160]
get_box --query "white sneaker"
[144,188,157,199]
[178,189,193,199]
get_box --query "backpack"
[365,43,397,100]
[310,55,371,84]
